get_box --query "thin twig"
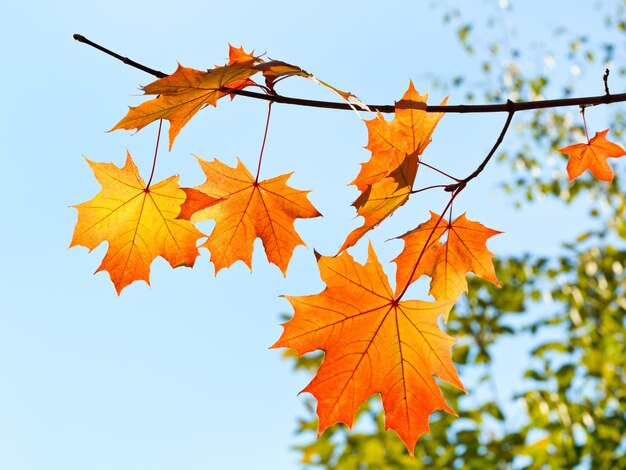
[73,34,167,79]
[74,34,626,115]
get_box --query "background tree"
[287,2,626,468]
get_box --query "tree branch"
[73,34,168,79]
[440,108,514,196]
[74,33,626,114]
[461,107,516,184]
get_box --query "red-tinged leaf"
[177,188,220,220]
[273,243,464,455]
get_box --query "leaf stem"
[418,160,460,181]
[255,102,273,182]
[74,34,626,115]
[146,119,163,189]
[581,107,590,143]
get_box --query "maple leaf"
[394,212,501,306]
[340,154,417,252]
[70,152,205,294]
[255,60,368,110]
[178,157,321,274]
[340,83,447,251]
[272,243,464,454]
[353,82,447,191]
[221,44,261,95]
[392,211,448,294]
[111,45,260,150]
[255,60,311,89]
[558,129,626,182]
[226,44,258,66]
[111,44,367,150]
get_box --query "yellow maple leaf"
[70,152,205,293]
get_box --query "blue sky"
[1,1,622,469]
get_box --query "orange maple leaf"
[111,46,260,150]
[70,152,205,294]
[340,154,417,252]
[226,44,258,66]
[394,212,501,306]
[353,82,447,191]
[559,129,626,182]
[178,157,321,274]
[110,44,365,150]
[272,243,464,454]
[340,83,446,251]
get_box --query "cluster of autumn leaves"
[71,45,626,454]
